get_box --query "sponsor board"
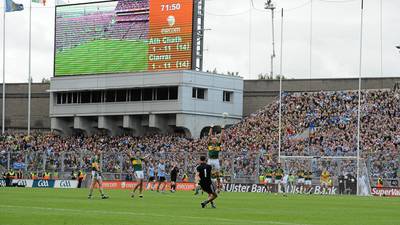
[371,187,400,197]
[12,179,34,187]
[32,180,55,188]
[54,180,79,189]
[223,183,276,193]
[223,183,337,195]
[101,181,195,191]
[1,179,78,189]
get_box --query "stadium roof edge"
[244,76,400,82]
[51,70,243,81]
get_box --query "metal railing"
[1,150,398,186]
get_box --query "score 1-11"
[152,46,172,52]
[151,63,172,69]
[161,3,181,11]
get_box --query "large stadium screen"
[54,0,194,76]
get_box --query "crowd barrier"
[0,179,78,188]
[100,181,196,191]
[223,183,338,195]
[2,179,400,197]
[370,187,400,197]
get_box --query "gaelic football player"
[197,156,217,208]
[320,169,330,188]
[297,168,305,188]
[88,154,108,199]
[304,170,313,192]
[264,166,274,185]
[156,160,167,193]
[274,163,284,192]
[130,151,149,198]
[207,125,224,192]
[146,162,156,191]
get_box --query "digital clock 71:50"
[161,3,181,11]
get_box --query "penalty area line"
[0,204,310,225]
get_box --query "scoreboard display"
[54,0,194,76]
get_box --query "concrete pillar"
[51,117,73,136]
[74,117,96,135]
[123,115,145,136]
[98,116,122,136]
[149,114,170,134]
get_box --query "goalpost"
[278,155,371,196]
[274,0,368,196]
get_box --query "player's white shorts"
[274,179,282,184]
[297,178,305,184]
[135,171,144,179]
[265,178,273,184]
[305,180,312,186]
[91,171,102,180]
[207,158,220,170]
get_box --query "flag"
[5,0,24,12]
[32,0,46,6]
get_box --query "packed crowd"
[0,89,399,182]
[56,0,149,52]
[115,0,149,12]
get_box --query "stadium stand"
[0,89,399,185]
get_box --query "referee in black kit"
[196,156,218,208]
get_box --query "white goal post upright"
[356,0,365,197]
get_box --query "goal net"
[279,155,371,196]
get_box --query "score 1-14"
[161,3,181,11]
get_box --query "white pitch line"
[0,204,311,225]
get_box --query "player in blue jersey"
[156,160,167,193]
[146,162,156,191]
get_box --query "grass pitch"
[55,39,148,76]
[0,188,399,225]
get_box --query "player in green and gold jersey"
[207,125,224,192]
[130,151,149,198]
[88,154,108,199]
[264,167,274,184]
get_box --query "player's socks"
[101,195,109,199]
[210,202,216,208]
[201,201,208,208]
[194,185,201,195]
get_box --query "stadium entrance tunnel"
[173,127,192,137]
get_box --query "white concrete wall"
[49,71,243,137]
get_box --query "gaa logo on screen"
[167,15,175,27]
